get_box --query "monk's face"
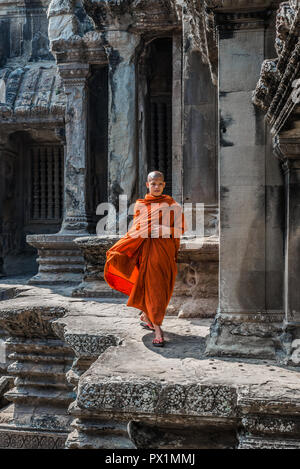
[146,177,166,196]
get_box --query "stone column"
[137,51,148,199]
[275,137,300,365]
[26,64,91,284]
[58,63,91,234]
[206,10,284,359]
[104,31,140,232]
[172,33,183,205]
[0,140,16,278]
[0,147,4,278]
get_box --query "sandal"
[139,312,155,331]
[140,321,155,331]
[152,337,165,347]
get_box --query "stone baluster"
[53,146,61,220]
[32,147,40,219]
[47,146,54,219]
[58,63,91,234]
[40,147,47,219]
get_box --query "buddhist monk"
[104,171,186,347]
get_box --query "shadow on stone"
[142,331,208,359]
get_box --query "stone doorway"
[138,37,174,198]
[1,132,63,278]
[146,38,173,195]
[86,65,108,232]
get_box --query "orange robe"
[104,193,186,326]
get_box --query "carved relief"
[253,0,300,130]
[0,432,66,450]
[0,65,66,120]
[275,1,296,55]
[168,257,218,318]
[252,59,279,111]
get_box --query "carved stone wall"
[0,0,53,66]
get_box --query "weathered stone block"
[0,294,75,449]
[26,234,85,285]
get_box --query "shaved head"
[147,171,164,182]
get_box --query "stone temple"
[0,0,300,449]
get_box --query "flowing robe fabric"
[104,193,186,326]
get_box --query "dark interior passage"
[1,132,63,277]
[87,65,108,231]
[146,38,173,195]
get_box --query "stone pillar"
[137,50,148,199]
[275,137,300,365]
[104,31,140,232]
[172,33,183,204]
[206,10,284,359]
[0,140,16,278]
[58,62,91,234]
[182,12,218,236]
[0,147,5,278]
[26,64,91,284]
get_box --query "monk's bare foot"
[140,312,152,325]
[152,324,164,347]
[153,325,163,340]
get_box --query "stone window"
[27,144,64,222]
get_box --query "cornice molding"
[205,0,280,11]
[82,0,181,32]
[50,31,107,65]
[215,9,269,30]
[272,135,300,171]
[58,63,91,87]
